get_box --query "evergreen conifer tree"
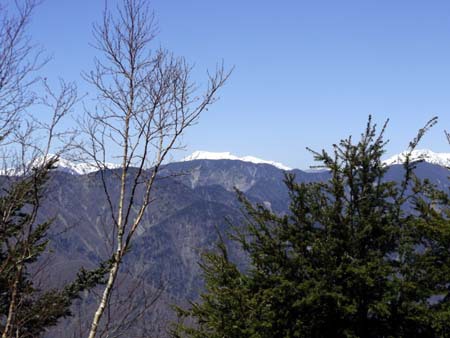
[0,159,108,338]
[173,117,450,338]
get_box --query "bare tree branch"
[0,0,46,143]
[77,0,231,337]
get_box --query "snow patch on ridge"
[383,149,450,167]
[182,151,292,171]
[53,158,121,175]
[1,156,121,176]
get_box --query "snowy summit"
[2,157,121,176]
[383,149,450,167]
[182,151,292,171]
[53,158,120,175]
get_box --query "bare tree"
[0,2,105,337]
[0,79,80,338]
[0,0,78,173]
[80,0,230,336]
[0,2,53,336]
[0,0,44,142]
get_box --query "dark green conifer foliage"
[0,159,108,338]
[173,117,450,338]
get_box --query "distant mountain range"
[29,149,450,176]
[15,150,449,337]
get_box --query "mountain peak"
[383,149,450,167]
[2,156,121,176]
[182,151,292,171]
[53,158,121,175]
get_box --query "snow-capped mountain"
[383,149,450,168]
[182,151,292,171]
[52,158,120,175]
[5,149,448,176]
[1,157,121,176]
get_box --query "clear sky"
[29,0,450,169]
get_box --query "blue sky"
[30,0,450,169]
